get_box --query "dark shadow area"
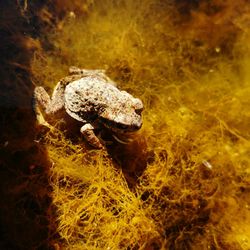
[0,2,57,249]
[106,133,153,189]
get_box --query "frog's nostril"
[135,108,143,115]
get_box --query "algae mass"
[2,0,250,249]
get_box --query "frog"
[33,66,143,149]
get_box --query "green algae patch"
[30,0,250,249]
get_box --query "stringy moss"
[30,0,250,249]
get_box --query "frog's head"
[99,95,143,133]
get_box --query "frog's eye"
[116,123,129,130]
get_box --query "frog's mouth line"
[112,134,133,144]
[99,117,142,133]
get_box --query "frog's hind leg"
[33,82,65,118]
[48,81,66,114]
[69,66,105,76]
[33,86,53,128]
[33,87,50,114]
[69,66,117,86]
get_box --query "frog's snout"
[131,116,143,131]
[133,98,144,115]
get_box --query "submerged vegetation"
[1,0,250,249]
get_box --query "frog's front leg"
[80,123,103,149]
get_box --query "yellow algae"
[28,0,250,249]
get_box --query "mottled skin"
[33,67,143,148]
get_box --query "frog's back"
[64,76,120,122]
